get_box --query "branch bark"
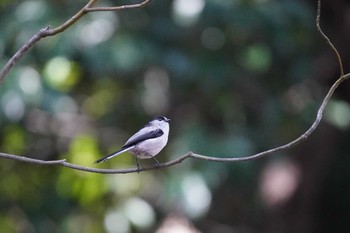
[0,0,348,174]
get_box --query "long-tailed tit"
[95,116,170,169]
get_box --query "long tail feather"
[94,146,132,164]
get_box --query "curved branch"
[190,74,350,163]
[0,70,348,174]
[0,27,50,85]
[1,65,349,175]
[316,0,344,76]
[0,0,348,174]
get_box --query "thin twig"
[47,0,98,35]
[0,0,98,84]
[316,0,344,76]
[0,0,152,84]
[85,0,152,12]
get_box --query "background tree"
[0,0,349,232]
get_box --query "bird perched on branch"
[95,116,170,170]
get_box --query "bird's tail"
[94,146,132,164]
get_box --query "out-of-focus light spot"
[15,0,46,22]
[83,89,116,118]
[64,214,95,233]
[156,214,201,233]
[112,39,142,70]
[282,83,313,114]
[105,210,130,233]
[123,197,155,229]
[50,113,90,138]
[18,66,42,102]
[56,135,106,204]
[164,52,191,76]
[242,43,272,73]
[107,174,142,196]
[52,95,78,114]
[260,159,300,207]
[43,56,81,91]
[2,125,26,154]
[174,0,205,17]
[79,17,116,46]
[172,0,205,26]
[181,173,211,218]
[25,109,50,134]
[201,27,225,50]
[223,135,254,156]
[325,100,350,129]
[1,91,25,121]
[142,68,170,114]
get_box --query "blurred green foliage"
[1,0,350,232]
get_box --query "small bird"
[95,116,170,170]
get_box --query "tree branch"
[0,0,348,174]
[316,0,344,76]
[85,0,152,12]
[0,0,152,84]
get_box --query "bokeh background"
[1,0,350,232]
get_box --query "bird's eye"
[155,116,167,121]
[153,116,170,122]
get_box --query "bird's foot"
[153,161,161,169]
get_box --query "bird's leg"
[150,155,160,168]
[135,157,140,173]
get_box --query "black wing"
[121,129,164,149]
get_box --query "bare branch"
[316,0,344,76]
[0,0,348,174]
[85,0,152,12]
[0,151,191,174]
[3,71,350,174]
[0,27,50,85]
[0,152,66,165]
[0,0,152,84]
[1,64,349,174]
[46,0,98,35]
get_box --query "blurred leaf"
[43,56,82,91]
[325,100,350,129]
[56,134,107,206]
[1,124,26,154]
[83,79,121,118]
[0,215,15,232]
[241,43,272,73]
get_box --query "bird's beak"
[166,118,171,122]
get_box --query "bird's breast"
[130,137,167,159]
